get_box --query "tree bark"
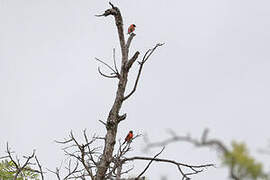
[95,3,163,179]
[95,4,132,180]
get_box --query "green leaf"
[221,141,268,180]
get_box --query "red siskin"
[128,24,136,34]
[122,130,133,145]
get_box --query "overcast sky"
[1,0,270,179]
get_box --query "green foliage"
[0,160,39,180]
[0,160,14,179]
[222,141,268,180]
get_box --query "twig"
[6,143,37,180]
[144,129,228,154]
[113,48,120,76]
[35,156,44,180]
[144,129,242,180]
[99,119,107,127]
[95,58,120,79]
[135,147,165,180]
[98,67,118,79]
[123,156,213,180]
[123,43,164,101]
[0,155,9,160]
[54,131,100,180]
[47,167,61,180]
[95,58,118,74]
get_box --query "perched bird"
[122,130,133,145]
[128,24,136,34]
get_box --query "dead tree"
[1,3,214,180]
[94,2,164,180]
[54,130,213,180]
[93,3,213,180]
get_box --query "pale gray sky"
[1,0,270,179]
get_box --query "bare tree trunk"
[95,4,135,180]
[95,3,164,179]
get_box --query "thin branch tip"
[95,57,120,79]
[109,2,115,8]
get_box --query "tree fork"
[95,3,163,179]
[95,3,132,179]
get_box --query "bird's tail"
[122,140,126,145]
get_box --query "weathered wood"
[96,3,163,179]
[95,4,134,180]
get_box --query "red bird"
[122,130,133,145]
[128,24,136,34]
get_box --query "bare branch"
[126,33,136,51]
[0,155,9,160]
[144,129,243,180]
[144,129,228,154]
[95,58,120,79]
[117,113,127,123]
[54,131,101,180]
[126,51,140,70]
[63,160,81,180]
[123,156,213,180]
[125,29,137,69]
[109,2,115,8]
[95,2,117,17]
[106,134,142,179]
[135,147,165,180]
[6,143,19,170]
[16,150,36,179]
[4,143,42,180]
[123,43,164,101]
[98,67,119,79]
[113,48,120,76]
[99,119,107,127]
[47,167,61,180]
[95,58,118,74]
[35,156,44,180]
[55,138,73,144]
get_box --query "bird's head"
[130,130,133,134]
[132,24,136,27]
